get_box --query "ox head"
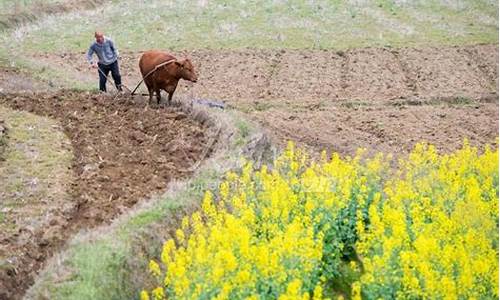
[176,58,198,83]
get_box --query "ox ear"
[175,60,184,67]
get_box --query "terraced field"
[0,0,497,299]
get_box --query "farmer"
[86,31,122,92]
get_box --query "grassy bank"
[0,106,73,253]
[3,0,498,54]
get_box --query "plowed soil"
[36,44,498,103]
[0,91,210,299]
[254,101,498,156]
[35,44,498,154]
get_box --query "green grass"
[0,0,497,89]
[49,240,132,300]
[0,0,60,12]
[236,119,251,138]
[1,0,498,53]
[0,0,102,28]
[0,0,75,32]
[0,106,73,238]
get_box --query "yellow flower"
[356,142,498,299]
[278,279,303,300]
[152,287,165,300]
[141,141,498,300]
[313,283,323,300]
[175,229,185,244]
[149,260,161,278]
[140,290,150,300]
[351,281,361,300]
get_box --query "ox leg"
[168,92,174,106]
[147,86,154,105]
[167,85,177,106]
[155,89,162,106]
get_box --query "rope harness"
[130,59,177,95]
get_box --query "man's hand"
[90,62,98,69]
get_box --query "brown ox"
[138,50,197,105]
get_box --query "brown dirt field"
[35,44,498,103]
[34,44,498,154]
[0,91,211,299]
[0,43,497,298]
[253,100,498,156]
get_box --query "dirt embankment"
[0,91,211,299]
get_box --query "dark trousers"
[98,60,122,92]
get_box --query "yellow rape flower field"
[141,142,498,300]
